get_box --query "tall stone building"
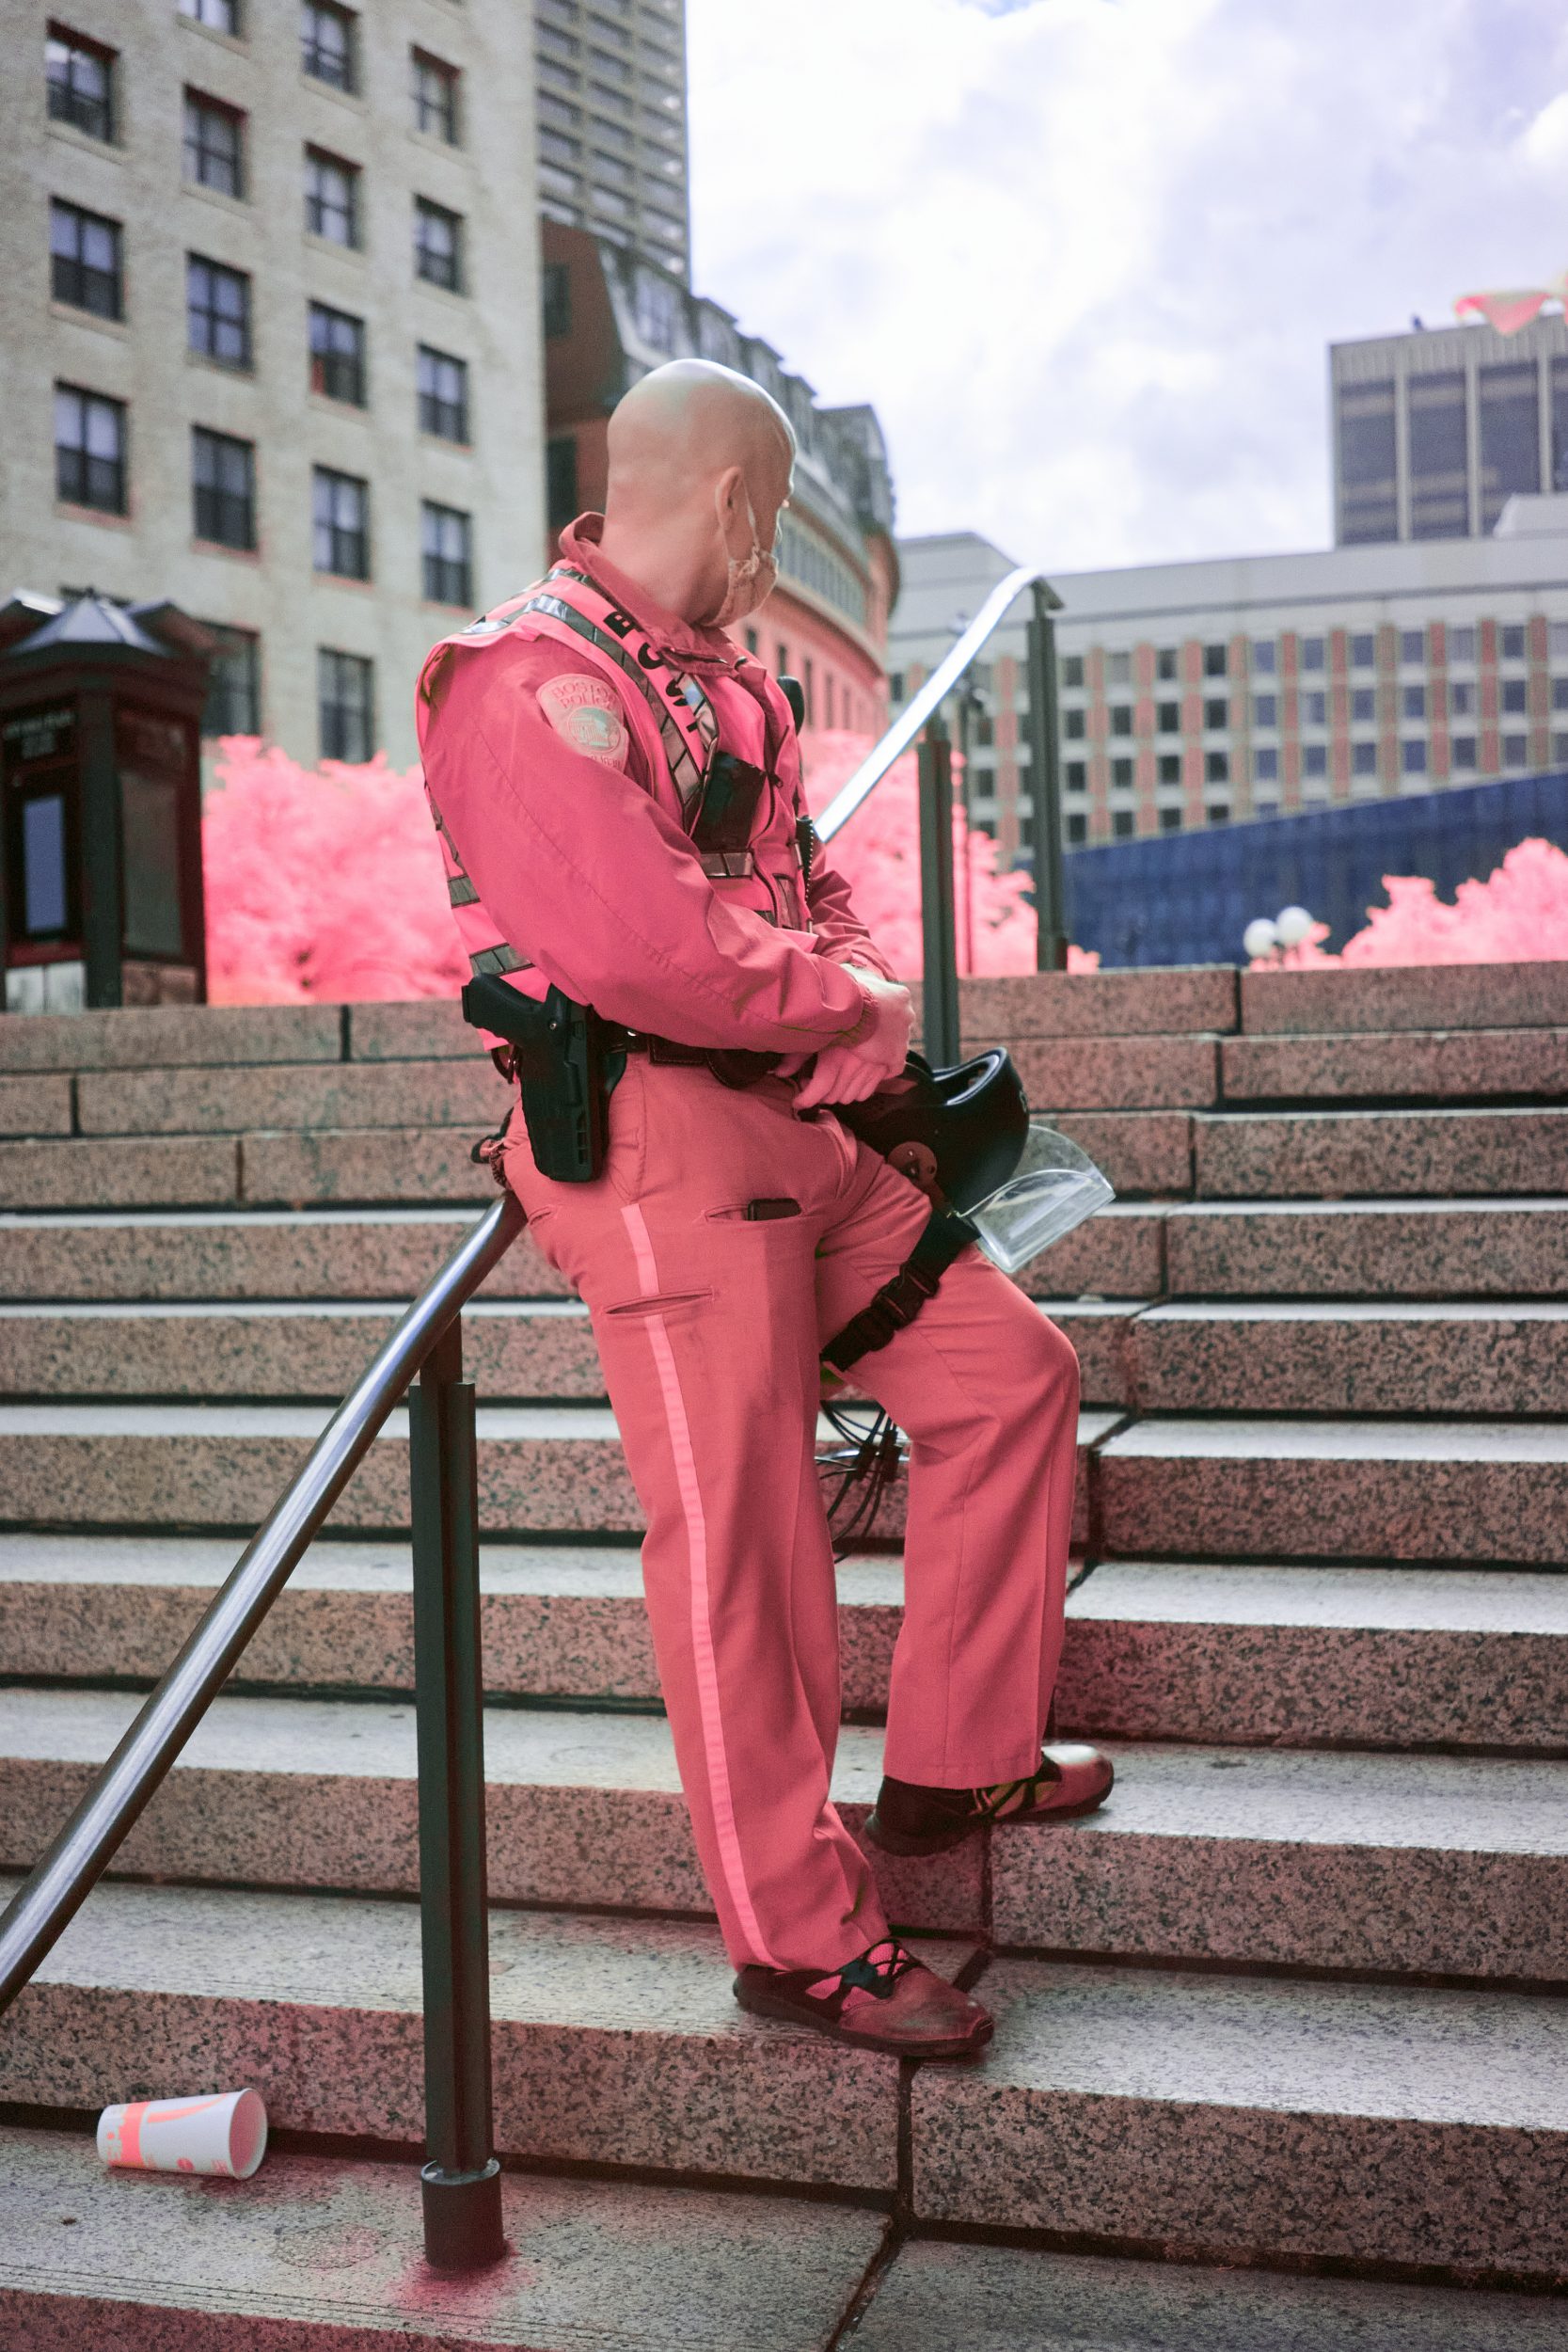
[0,0,543,768]
[532,0,689,283]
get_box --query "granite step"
[0,1874,942,2193]
[3,1874,1560,2278]
[0,1003,344,1073]
[5,1537,1564,1755]
[1221,1025,1568,1106]
[0,2126,887,2352]
[69,1056,507,1139]
[0,1201,1164,1303]
[0,1401,1115,1543]
[911,1957,1568,2280]
[1122,1300,1568,1416]
[1164,1197,1568,1297]
[1239,960,1568,1037]
[3,1689,1561,1979]
[1099,1416,1568,1567]
[0,1296,1140,1407]
[1195,1104,1568,1200]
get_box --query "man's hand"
[789,966,914,1109]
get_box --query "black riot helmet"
[836,1048,1029,1212]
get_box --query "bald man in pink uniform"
[417,360,1110,2060]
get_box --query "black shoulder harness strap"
[820,1206,978,1375]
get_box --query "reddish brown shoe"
[734,1936,993,2058]
[865,1744,1115,1858]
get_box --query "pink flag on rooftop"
[1453,274,1567,336]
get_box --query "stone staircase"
[0,963,1565,2347]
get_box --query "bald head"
[595,360,796,628]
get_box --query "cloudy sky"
[685,0,1568,574]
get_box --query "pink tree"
[1250,838,1568,969]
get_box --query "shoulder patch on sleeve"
[536,674,630,769]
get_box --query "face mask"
[704,486,779,628]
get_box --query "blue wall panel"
[1061,771,1568,966]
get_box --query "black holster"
[461,975,625,1183]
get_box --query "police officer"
[418,359,1110,2060]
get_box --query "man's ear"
[715,464,748,549]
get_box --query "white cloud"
[685,0,1568,571]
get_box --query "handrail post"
[918,713,961,1066]
[409,1314,505,2271]
[1024,580,1069,970]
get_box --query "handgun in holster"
[461,973,625,1183]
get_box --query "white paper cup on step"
[97,2088,268,2179]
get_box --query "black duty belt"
[604,1023,782,1089]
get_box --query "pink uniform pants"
[503,1058,1080,1973]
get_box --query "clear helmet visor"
[967,1118,1115,1275]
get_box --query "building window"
[1500,623,1526,661]
[309,302,367,404]
[1479,361,1541,531]
[312,466,369,577]
[1444,680,1473,717]
[1203,697,1227,729]
[1159,805,1182,832]
[1065,761,1086,793]
[1504,733,1530,766]
[414,198,463,290]
[55,383,125,513]
[1062,655,1084,688]
[1351,633,1375,667]
[1351,688,1375,723]
[1206,802,1230,825]
[1337,377,1396,543]
[1552,622,1568,660]
[1449,626,1477,662]
[306,148,359,246]
[1501,677,1528,715]
[1253,693,1276,728]
[49,199,121,318]
[1111,756,1133,789]
[1254,747,1278,782]
[1157,754,1180,786]
[1303,743,1328,778]
[47,24,115,141]
[1062,707,1085,741]
[183,88,245,197]
[1251,640,1276,674]
[886,667,902,701]
[181,0,240,31]
[1554,677,1568,711]
[1353,740,1378,777]
[543,261,572,340]
[192,425,255,548]
[1402,739,1428,776]
[1408,371,1468,539]
[546,434,578,531]
[1203,643,1227,677]
[1302,691,1327,726]
[1109,704,1132,737]
[1107,650,1131,686]
[318,647,373,761]
[1156,647,1179,681]
[200,623,261,735]
[421,501,471,605]
[301,0,356,89]
[1156,701,1180,733]
[1451,736,1477,770]
[1402,684,1425,720]
[1112,808,1134,839]
[1065,811,1087,845]
[1204,750,1228,784]
[1400,628,1424,664]
[187,254,250,367]
[411,48,460,141]
[1254,799,1279,821]
[417,345,468,441]
[1556,732,1568,764]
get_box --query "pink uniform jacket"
[415,514,897,1053]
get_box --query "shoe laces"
[835,1936,919,2001]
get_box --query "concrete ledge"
[954,967,1238,1038]
[0,1137,240,1213]
[1222,1028,1568,1104]
[242,1128,494,1206]
[347,998,473,1060]
[0,2127,885,2352]
[0,1006,342,1073]
[0,1073,71,1138]
[1164,1199,1568,1298]
[1242,962,1568,1036]
[912,1960,1568,2277]
[1196,1105,1568,1200]
[77,1059,508,1138]
[1126,1301,1568,1416]
[1005,1036,1218,1111]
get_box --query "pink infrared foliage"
[801,730,1098,974]
[1250,837,1568,969]
[202,739,467,1004]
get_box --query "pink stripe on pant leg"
[621,1202,782,1970]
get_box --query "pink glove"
[788,966,914,1109]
